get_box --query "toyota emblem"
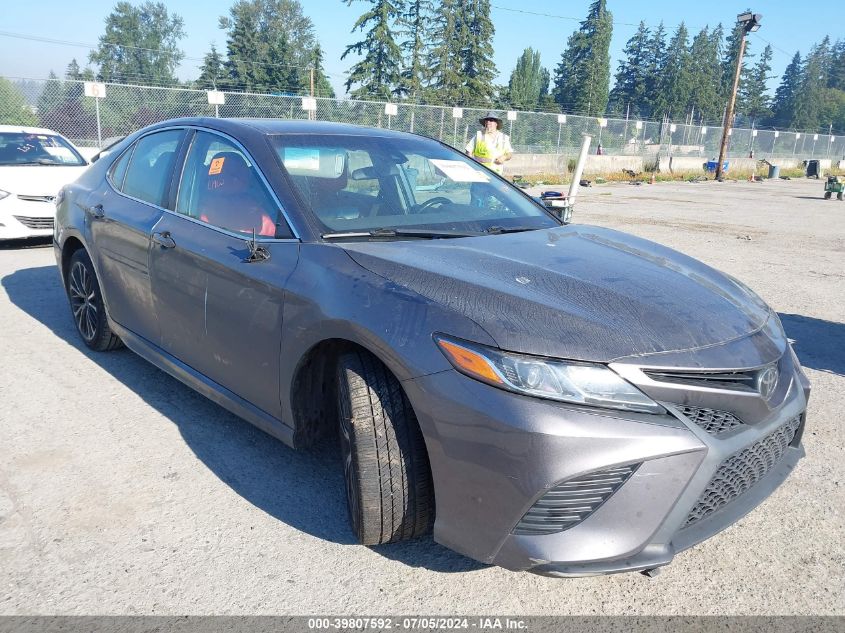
[757,366,779,401]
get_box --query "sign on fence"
[83,82,106,99]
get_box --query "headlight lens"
[0,189,10,201]
[435,335,664,414]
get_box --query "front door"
[148,130,299,419]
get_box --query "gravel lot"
[0,177,843,615]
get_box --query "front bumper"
[403,355,808,576]
[0,196,55,240]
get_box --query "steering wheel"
[413,196,452,214]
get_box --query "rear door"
[91,128,186,342]
[148,129,299,419]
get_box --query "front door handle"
[152,231,176,249]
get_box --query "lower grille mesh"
[678,405,744,435]
[684,416,802,527]
[513,464,639,535]
[13,215,54,230]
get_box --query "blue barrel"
[768,165,780,179]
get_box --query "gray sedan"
[53,118,810,576]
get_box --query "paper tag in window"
[209,157,225,175]
[429,159,490,183]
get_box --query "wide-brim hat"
[479,111,503,128]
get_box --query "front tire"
[67,249,122,351]
[337,350,433,545]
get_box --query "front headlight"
[0,189,10,201]
[435,335,665,414]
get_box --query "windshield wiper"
[9,160,64,166]
[484,225,539,234]
[322,227,483,240]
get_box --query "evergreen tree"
[829,40,845,90]
[686,27,723,122]
[720,22,752,105]
[460,0,497,106]
[425,0,464,103]
[198,44,225,89]
[342,0,403,99]
[396,0,431,99]
[0,78,37,125]
[505,48,545,110]
[36,71,64,120]
[652,22,692,119]
[792,38,833,130]
[739,43,773,125]
[89,1,186,85]
[222,1,267,90]
[552,0,613,115]
[641,21,667,118]
[219,0,318,92]
[770,51,802,128]
[306,45,335,97]
[608,21,650,117]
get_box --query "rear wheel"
[838,192,843,201]
[67,249,122,351]
[336,350,433,545]
[824,191,832,199]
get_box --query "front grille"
[644,368,759,392]
[17,194,56,203]
[677,405,744,435]
[683,416,802,527]
[513,464,639,535]
[13,216,54,230]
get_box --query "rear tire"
[838,192,843,201]
[67,249,122,351]
[336,350,433,545]
[824,191,832,199]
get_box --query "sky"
[0,0,835,100]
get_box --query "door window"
[176,131,287,238]
[121,130,183,207]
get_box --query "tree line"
[3,0,844,135]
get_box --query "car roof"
[149,117,425,141]
[0,124,70,136]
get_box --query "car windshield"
[0,132,86,166]
[270,133,559,238]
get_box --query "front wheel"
[66,249,122,351]
[824,191,832,200]
[336,350,434,545]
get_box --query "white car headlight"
[435,335,664,414]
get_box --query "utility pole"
[716,11,762,180]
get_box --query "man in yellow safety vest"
[465,112,513,176]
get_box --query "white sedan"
[0,125,90,240]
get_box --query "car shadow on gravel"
[779,313,845,377]
[2,264,486,574]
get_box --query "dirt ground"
[1,177,843,615]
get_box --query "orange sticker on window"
[209,157,225,175]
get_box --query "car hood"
[341,225,774,362]
[0,165,88,197]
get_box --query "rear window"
[0,132,86,166]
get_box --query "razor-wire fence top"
[5,77,845,160]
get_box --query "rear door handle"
[152,231,176,249]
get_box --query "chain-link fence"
[6,76,845,161]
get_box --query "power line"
[0,30,317,73]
